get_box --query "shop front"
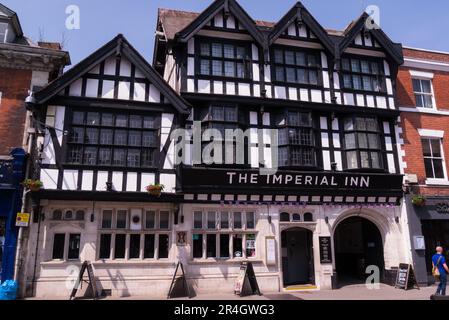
[405,195,449,285]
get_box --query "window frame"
[412,78,436,110]
[51,232,81,261]
[195,36,253,81]
[0,22,7,43]
[340,55,386,93]
[421,137,448,184]
[270,45,323,87]
[64,109,160,170]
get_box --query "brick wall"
[398,49,449,196]
[0,67,32,155]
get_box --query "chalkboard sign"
[395,263,419,290]
[234,262,261,297]
[167,261,191,299]
[69,261,98,300]
[319,237,332,264]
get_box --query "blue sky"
[3,0,449,67]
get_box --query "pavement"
[26,283,439,300]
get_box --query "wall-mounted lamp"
[90,213,95,223]
[174,204,180,225]
[331,162,338,172]
[268,214,272,224]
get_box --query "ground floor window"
[51,233,81,261]
[0,218,5,275]
[192,232,257,260]
[98,233,170,260]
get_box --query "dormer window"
[272,47,321,86]
[196,38,251,79]
[341,57,385,93]
[0,22,7,43]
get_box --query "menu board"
[265,237,276,266]
[319,237,332,264]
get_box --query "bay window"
[343,117,383,170]
[341,57,385,92]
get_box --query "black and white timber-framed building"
[24,0,410,297]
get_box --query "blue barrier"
[0,280,18,300]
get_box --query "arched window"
[292,214,301,222]
[280,212,290,222]
[75,210,85,221]
[64,210,73,220]
[52,210,63,220]
[304,212,314,222]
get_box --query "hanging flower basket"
[23,179,43,192]
[412,195,426,207]
[146,184,165,197]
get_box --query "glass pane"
[194,211,203,229]
[358,133,368,148]
[68,146,83,164]
[212,43,222,57]
[206,234,216,258]
[114,234,126,259]
[100,129,113,144]
[224,61,235,77]
[346,151,358,169]
[116,210,127,229]
[102,113,113,126]
[366,118,378,131]
[355,117,367,130]
[424,95,433,108]
[345,133,356,149]
[274,50,283,63]
[200,59,210,75]
[424,158,434,178]
[102,210,113,229]
[236,63,245,78]
[129,115,142,128]
[412,79,421,92]
[71,127,84,143]
[143,116,156,129]
[220,212,229,229]
[141,149,154,167]
[297,68,307,83]
[344,118,354,131]
[368,134,380,149]
[211,106,224,121]
[115,114,127,127]
[207,211,216,229]
[276,67,284,81]
[433,159,445,179]
[363,76,373,91]
[73,111,84,125]
[193,234,203,258]
[351,59,360,72]
[246,234,256,258]
[415,94,424,108]
[127,149,140,167]
[296,52,306,66]
[246,212,255,229]
[99,234,111,259]
[200,43,210,56]
[220,234,230,258]
[343,74,352,88]
[224,44,234,58]
[361,151,370,168]
[307,54,317,67]
[371,62,379,74]
[236,47,246,59]
[353,75,362,90]
[145,211,155,229]
[233,235,243,258]
[52,234,65,260]
[371,152,381,168]
[144,234,155,259]
[158,234,169,259]
[224,107,237,122]
[309,70,318,85]
[142,132,157,147]
[128,131,141,146]
[233,212,242,229]
[285,51,295,64]
[341,58,350,71]
[212,60,222,76]
[86,112,100,126]
[129,234,141,259]
[431,139,442,157]
[113,149,126,166]
[422,139,431,157]
[286,67,296,82]
[159,211,169,229]
[421,80,432,93]
[114,130,127,145]
[361,60,370,73]
[85,128,99,144]
[83,147,97,165]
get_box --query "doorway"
[281,228,314,286]
[334,217,384,285]
[421,220,449,276]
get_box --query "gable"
[59,55,165,104]
[278,18,317,40]
[206,10,245,31]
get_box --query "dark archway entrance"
[334,217,384,285]
[281,228,314,286]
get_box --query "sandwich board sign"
[395,263,419,290]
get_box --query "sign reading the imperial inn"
[181,168,404,196]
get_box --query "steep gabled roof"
[35,34,191,114]
[174,0,265,47]
[0,3,23,37]
[268,2,336,56]
[339,12,403,64]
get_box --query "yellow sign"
[16,213,30,227]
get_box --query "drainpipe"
[13,128,34,282]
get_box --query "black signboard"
[168,261,191,299]
[319,237,332,264]
[69,261,98,300]
[181,168,403,196]
[234,262,262,297]
[395,263,419,290]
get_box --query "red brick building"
[397,46,449,284]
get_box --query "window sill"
[189,259,263,265]
[92,260,175,266]
[425,179,449,186]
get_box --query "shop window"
[422,138,446,179]
[304,212,314,222]
[220,234,230,258]
[129,234,141,259]
[52,234,66,260]
[206,234,217,258]
[144,234,155,259]
[193,234,203,259]
[233,235,243,258]
[99,234,111,259]
[68,234,81,260]
[158,234,169,259]
[280,212,290,222]
[246,234,256,258]
[292,214,301,222]
[114,234,126,259]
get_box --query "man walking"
[432,246,449,296]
